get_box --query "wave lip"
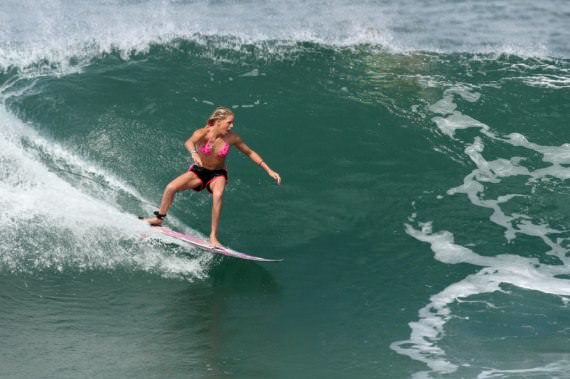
[1,0,569,71]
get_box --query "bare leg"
[144,171,202,226]
[208,177,227,247]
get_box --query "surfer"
[143,106,281,247]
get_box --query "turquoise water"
[1,1,570,378]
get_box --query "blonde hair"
[206,106,234,127]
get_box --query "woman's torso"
[196,129,236,170]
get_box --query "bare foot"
[210,235,222,248]
[143,217,163,226]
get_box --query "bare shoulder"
[192,127,209,140]
[226,131,243,145]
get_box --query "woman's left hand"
[268,170,282,184]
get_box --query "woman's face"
[216,115,234,134]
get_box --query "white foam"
[455,136,569,259]
[395,86,570,376]
[479,361,570,379]
[506,133,570,167]
[517,74,570,89]
[0,100,210,279]
[429,87,489,138]
[394,222,570,376]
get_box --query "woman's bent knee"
[165,182,181,194]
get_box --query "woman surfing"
[143,107,281,247]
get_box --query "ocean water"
[1,1,570,378]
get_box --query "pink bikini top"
[199,139,230,158]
